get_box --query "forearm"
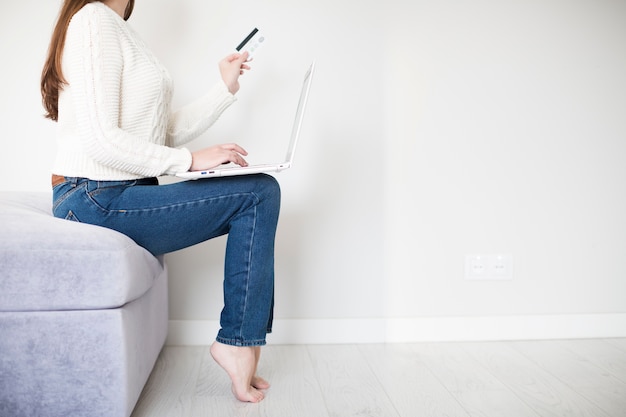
[166,81,237,147]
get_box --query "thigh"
[55,175,278,255]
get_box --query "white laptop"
[176,61,315,179]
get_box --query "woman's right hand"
[190,144,248,171]
[219,52,250,95]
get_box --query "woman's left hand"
[219,52,250,95]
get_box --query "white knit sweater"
[53,2,237,180]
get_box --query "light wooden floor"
[131,338,626,417]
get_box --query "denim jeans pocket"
[86,181,138,212]
[52,182,86,217]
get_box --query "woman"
[41,0,279,403]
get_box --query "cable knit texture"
[53,2,237,180]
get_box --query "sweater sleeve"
[166,81,237,148]
[66,6,192,177]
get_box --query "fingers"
[239,51,250,63]
[190,144,249,171]
[224,51,245,61]
[217,143,248,167]
[222,143,248,156]
[237,53,251,74]
[222,143,248,167]
[224,51,249,65]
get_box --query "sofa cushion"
[0,192,164,312]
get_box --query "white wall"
[1,0,625,344]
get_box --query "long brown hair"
[41,0,135,121]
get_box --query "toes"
[232,384,264,403]
[251,376,270,390]
[251,388,265,402]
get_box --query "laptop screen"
[284,61,315,163]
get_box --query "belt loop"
[69,177,79,187]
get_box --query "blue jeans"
[52,174,281,347]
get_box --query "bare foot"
[210,342,265,402]
[251,346,271,390]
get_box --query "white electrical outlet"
[465,254,513,281]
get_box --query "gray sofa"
[0,191,168,417]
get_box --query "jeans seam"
[238,204,257,341]
[92,193,257,215]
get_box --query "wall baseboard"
[166,314,626,345]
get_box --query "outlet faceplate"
[465,254,513,281]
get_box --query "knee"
[256,174,281,204]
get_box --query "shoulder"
[69,2,122,32]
